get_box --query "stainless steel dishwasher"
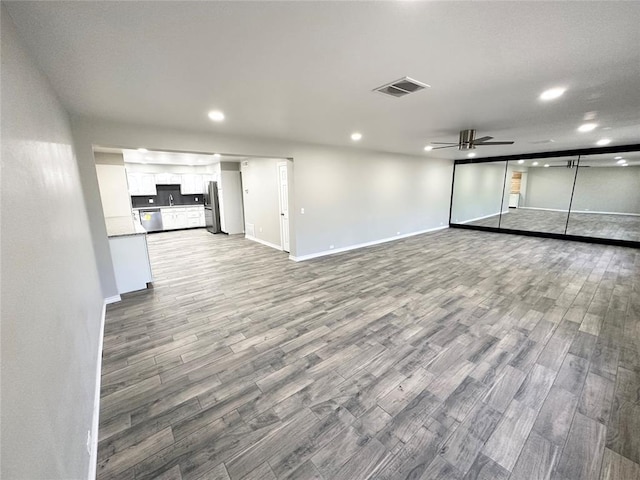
[139,208,163,232]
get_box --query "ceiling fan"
[431,129,515,150]
[545,159,589,168]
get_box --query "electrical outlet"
[148,199,153,203]
[329,244,334,249]
[397,231,400,235]
[195,197,198,201]
[259,227,263,232]
[300,208,305,214]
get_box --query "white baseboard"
[245,234,282,251]
[88,302,107,480]
[290,225,449,262]
[456,210,510,225]
[520,206,640,216]
[105,295,121,304]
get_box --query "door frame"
[277,160,291,253]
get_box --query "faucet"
[169,194,174,206]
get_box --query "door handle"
[281,213,285,216]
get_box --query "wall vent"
[373,77,430,98]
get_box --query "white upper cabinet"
[181,174,205,194]
[155,173,182,185]
[180,174,196,194]
[127,172,156,195]
[154,173,170,184]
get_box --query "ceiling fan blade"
[430,142,459,145]
[431,145,458,150]
[473,136,493,143]
[475,141,515,145]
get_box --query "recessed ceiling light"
[213,153,221,159]
[137,148,148,153]
[578,123,598,133]
[532,161,539,166]
[424,145,433,152]
[614,156,623,160]
[351,132,362,141]
[544,164,550,167]
[467,152,476,158]
[517,159,525,164]
[616,159,626,164]
[539,87,566,101]
[208,110,225,122]
[596,139,611,146]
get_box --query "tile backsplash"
[131,184,204,208]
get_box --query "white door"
[277,162,290,252]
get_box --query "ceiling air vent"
[373,77,430,98]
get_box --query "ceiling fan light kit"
[431,129,515,151]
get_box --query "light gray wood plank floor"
[467,208,640,242]
[98,228,640,480]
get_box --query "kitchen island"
[105,216,153,297]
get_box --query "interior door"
[277,162,290,252]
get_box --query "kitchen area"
[94,147,245,298]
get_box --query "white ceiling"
[6,1,640,160]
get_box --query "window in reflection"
[496,157,578,234]
[451,162,507,228]
[567,153,640,242]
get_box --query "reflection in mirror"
[451,162,507,228]
[567,152,640,242]
[497,156,577,234]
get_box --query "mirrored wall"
[450,146,640,247]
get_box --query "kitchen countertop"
[132,204,204,210]
[105,216,147,237]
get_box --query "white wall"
[70,117,453,279]
[1,8,104,479]
[241,158,283,247]
[451,162,506,223]
[95,164,132,218]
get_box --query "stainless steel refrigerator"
[204,181,222,234]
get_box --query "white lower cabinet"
[160,206,205,230]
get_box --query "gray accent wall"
[523,167,575,211]
[572,166,640,214]
[524,166,640,214]
[1,8,104,479]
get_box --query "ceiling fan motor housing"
[459,129,476,150]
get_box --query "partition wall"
[449,144,640,248]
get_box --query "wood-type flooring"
[98,228,640,480]
[467,208,640,242]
